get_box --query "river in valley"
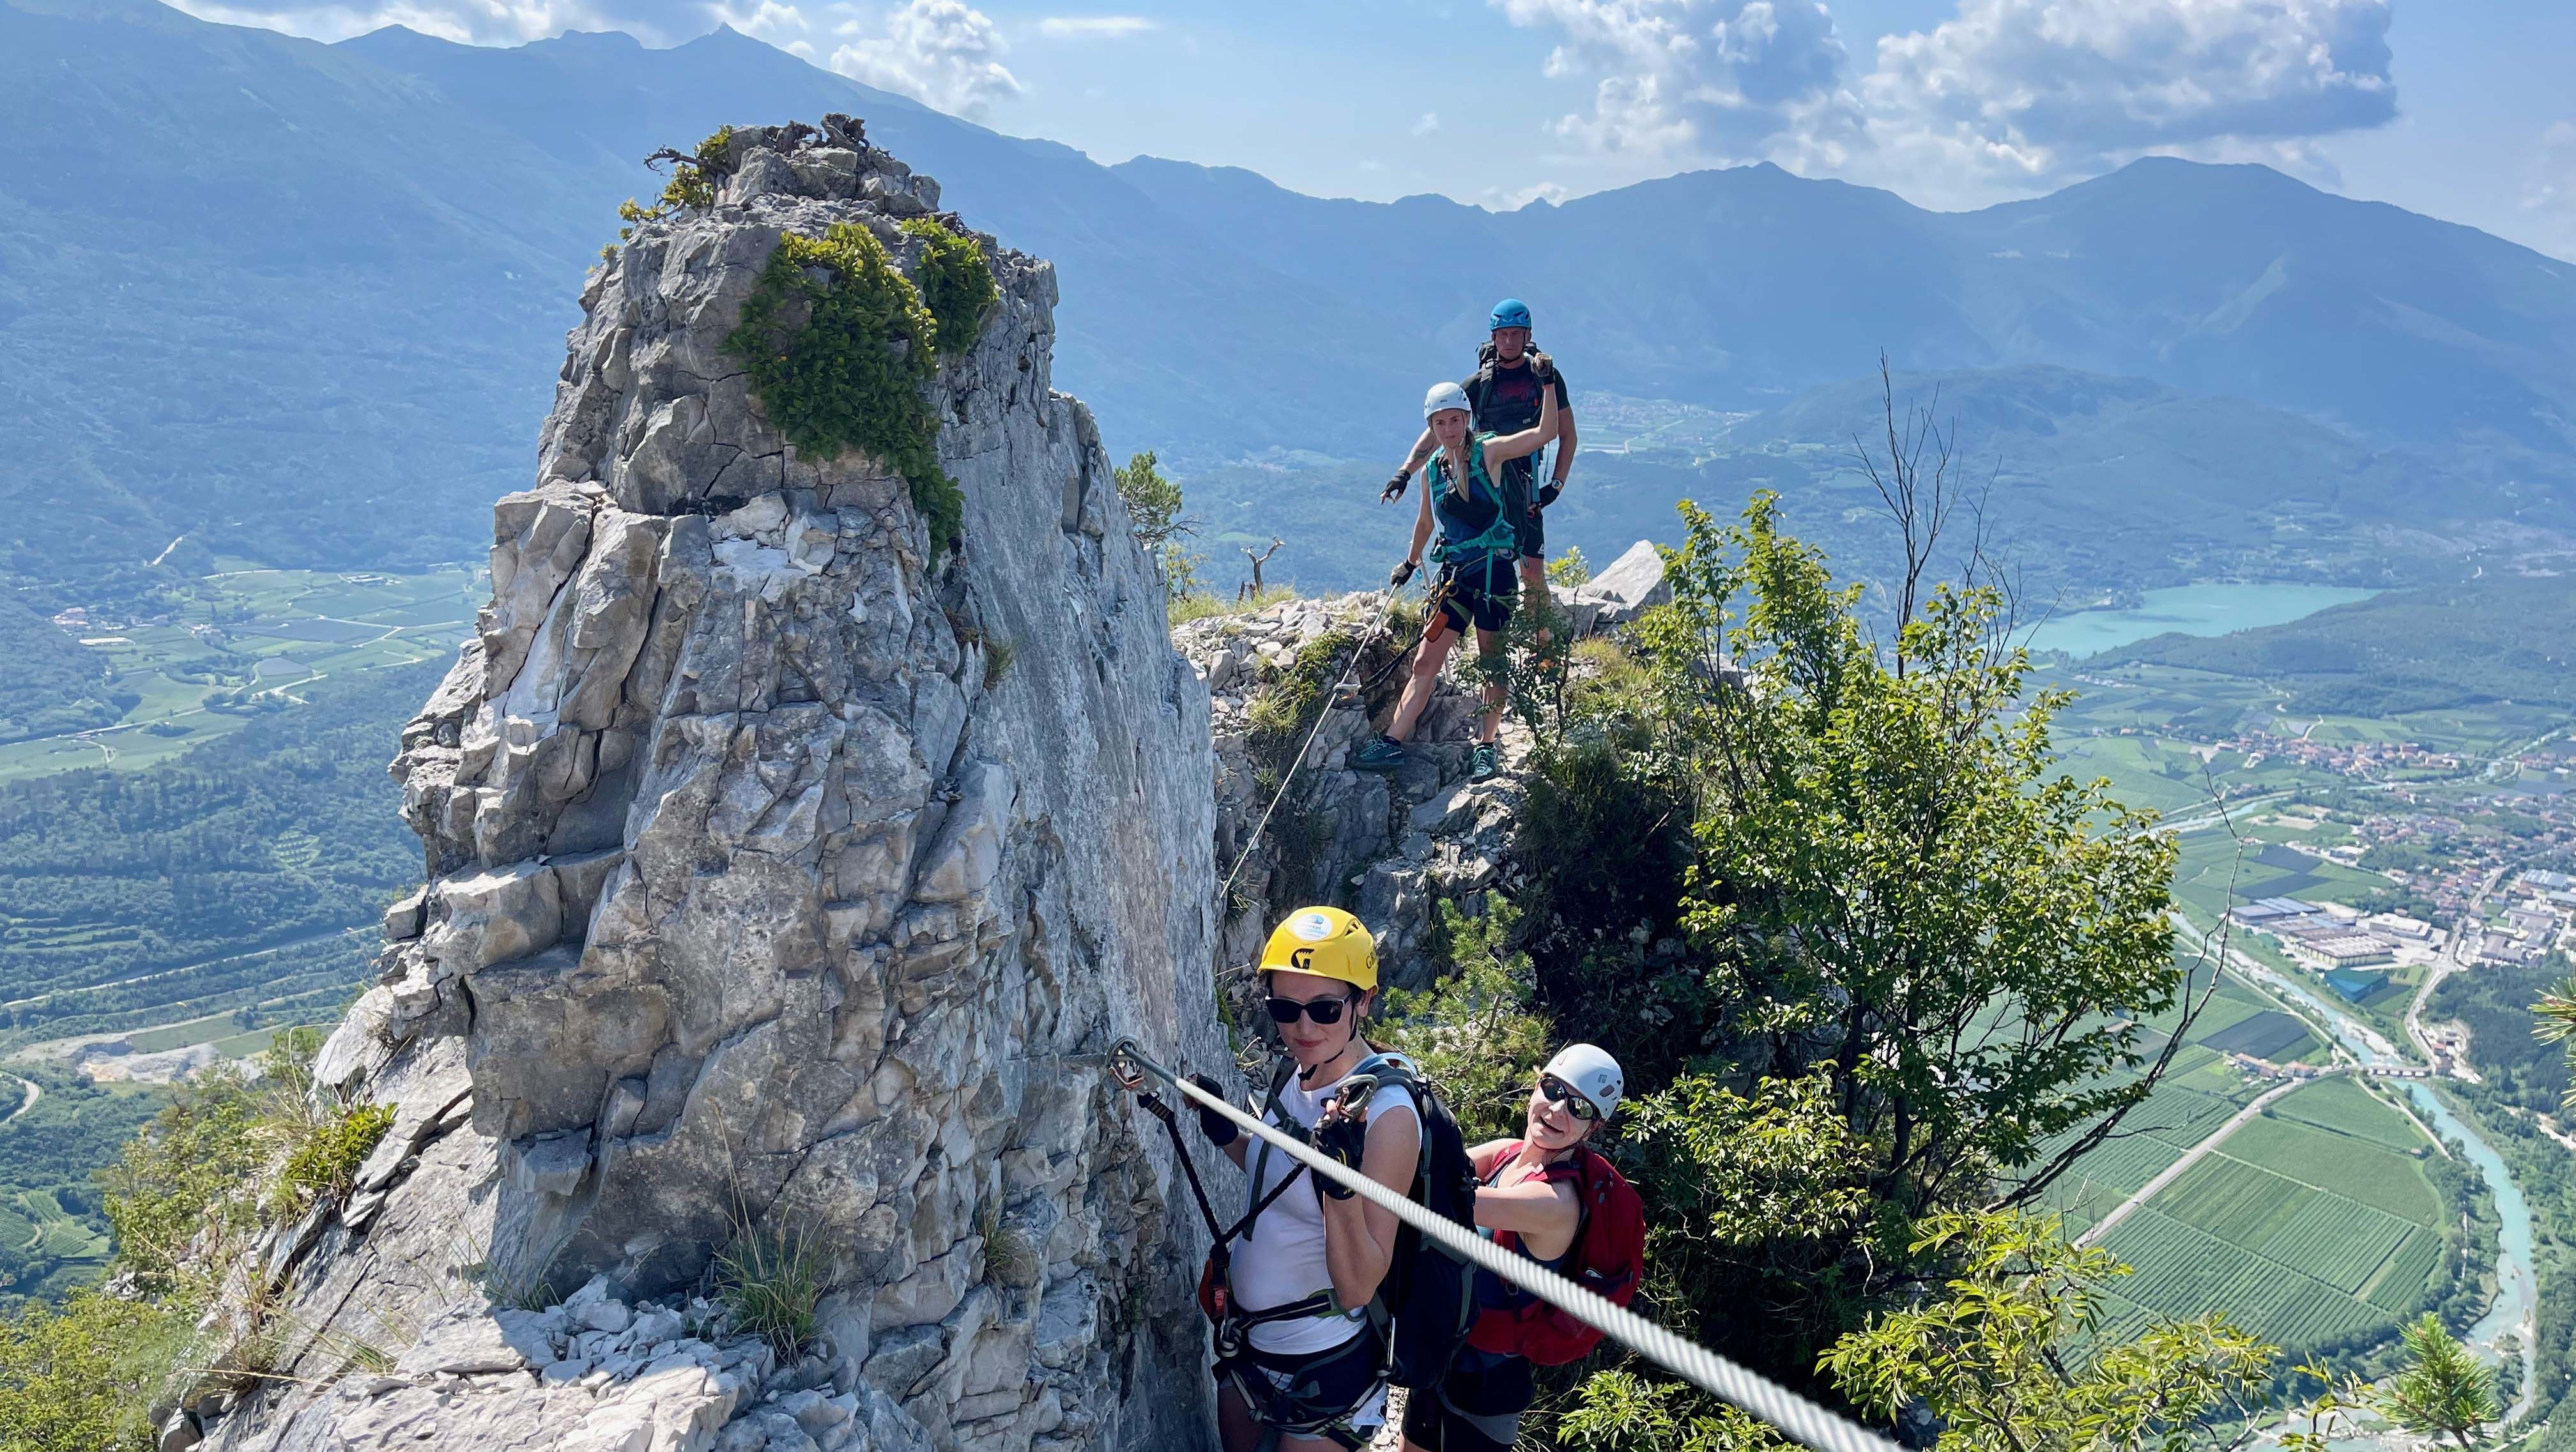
[2181,921,2541,1426]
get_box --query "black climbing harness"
[1110,1044,1397,1437]
[1111,1046,1308,1320]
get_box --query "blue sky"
[180,0,2576,259]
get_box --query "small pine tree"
[1112,452,1204,601]
[2377,1314,2500,1449]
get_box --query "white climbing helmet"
[1542,1043,1624,1120]
[1423,380,1472,421]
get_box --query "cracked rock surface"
[192,119,1225,1452]
[1172,576,1662,988]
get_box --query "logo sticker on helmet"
[1291,947,1314,970]
[1290,912,1334,941]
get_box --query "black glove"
[1538,480,1563,509]
[1529,348,1555,381]
[1381,471,1410,503]
[1388,558,1418,588]
[1185,1073,1238,1147]
[1312,1110,1368,1199]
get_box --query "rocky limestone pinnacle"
[186,119,1227,1452]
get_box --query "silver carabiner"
[1107,1037,1147,1092]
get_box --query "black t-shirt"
[1463,356,1569,496]
[1461,356,1570,441]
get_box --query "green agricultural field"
[2214,1115,2442,1219]
[0,1068,160,1303]
[2088,1074,2446,1359]
[2092,1207,2398,1350]
[2168,827,2396,921]
[2036,1035,2263,1236]
[0,567,477,785]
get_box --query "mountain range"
[5,0,2576,599]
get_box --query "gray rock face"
[1176,595,1529,989]
[1568,539,1671,626]
[201,120,1223,1452]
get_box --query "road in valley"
[2074,1075,2313,1249]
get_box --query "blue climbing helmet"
[1489,297,1532,333]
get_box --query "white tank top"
[1228,1060,1420,1355]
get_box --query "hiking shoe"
[1469,741,1501,783]
[1351,734,1407,774]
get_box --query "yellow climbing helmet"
[1259,906,1379,992]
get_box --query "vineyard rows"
[2097,1206,2406,1350]
[2214,1119,2442,1221]
[2156,1156,2420,1292]
[2273,1078,2429,1153]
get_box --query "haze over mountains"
[5,0,2576,598]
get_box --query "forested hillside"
[2097,574,2576,713]
[0,599,120,744]
[0,661,435,1050]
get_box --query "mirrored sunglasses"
[1537,1074,1601,1122]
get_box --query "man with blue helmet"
[1385,298,1577,615]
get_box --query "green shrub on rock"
[271,1102,395,1216]
[724,221,965,554]
[899,218,999,359]
[99,1066,268,1295]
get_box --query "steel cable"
[1213,585,1411,919]
[1106,1039,1908,1452]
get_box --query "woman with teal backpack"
[1352,378,1558,783]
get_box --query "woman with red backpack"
[1400,1044,1643,1452]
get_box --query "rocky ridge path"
[1179,541,1670,990]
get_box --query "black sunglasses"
[1538,1074,1601,1122]
[1266,991,1359,1026]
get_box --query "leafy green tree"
[2373,1314,2499,1449]
[1520,494,2186,1382]
[1636,496,2181,1194]
[1559,1372,1783,1452]
[0,1289,185,1451]
[1563,1214,2274,1452]
[1823,1215,2274,1452]
[98,1064,267,1294]
[1380,899,1558,1143]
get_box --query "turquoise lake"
[2026,583,2379,659]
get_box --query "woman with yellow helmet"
[1190,906,1422,1452]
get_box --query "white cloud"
[2524,121,2576,213]
[2521,121,2576,260]
[1036,14,1154,38]
[831,0,1022,116]
[1413,111,1441,137]
[1491,0,1858,159]
[1489,180,1571,210]
[1860,0,2396,193]
[1492,0,2398,201]
[168,0,659,45]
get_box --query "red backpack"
[1464,1141,1645,1366]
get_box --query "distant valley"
[6,0,2576,609]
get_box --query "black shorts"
[1399,1351,1533,1452]
[1215,1329,1390,1450]
[1434,555,1516,636]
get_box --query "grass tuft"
[712,1218,832,1359]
